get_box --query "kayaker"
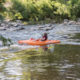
[41,33,48,41]
[30,33,48,41]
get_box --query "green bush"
[0,35,12,46]
[0,14,4,20]
[1,0,80,22]
[67,0,80,20]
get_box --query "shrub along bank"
[0,0,80,22]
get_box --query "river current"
[0,23,80,80]
[0,23,80,50]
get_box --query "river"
[0,23,80,80]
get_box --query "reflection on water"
[0,44,80,80]
[38,44,55,52]
[40,45,49,51]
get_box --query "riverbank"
[0,18,80,31]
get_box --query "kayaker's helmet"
[44,33,47,36]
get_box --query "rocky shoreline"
[0,19,80,32]
[0,20,25,31]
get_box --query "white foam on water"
[0,44,39,53]
[61,41,80,45]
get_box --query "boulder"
[15,27,25,31]
[64,19,69,22]
[76,22,80,25]
[16,20,22,23]
[68,21,76,25]
[0,27,6,30]
[77,18,80,22]
[1,23,6,27]
[44,27,53,31]
[31,27,38,31]
[63,19,69,25]
[38,26,44,28]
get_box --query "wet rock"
[0,20,25,31]
[48,24,52,27]
[38,25,44,28]
[43,24,50,27]
[46,24,52,27]
[1,23,6,27]
[63,19,69,25]
[3,28,7,30]
[39,24,51,28]
[31,27,38,31]
[37,24,53,31]
[11,23,19,27]
[7,22,19,27]
[77,18,80,22]
[68,21,76,25]
[19,27,25,30]
[38,25,44,30]
[16,27,25,31]
[15,20,24,26]
[64,19,69,22]
[76,22,80,25]
[16,20,22,23]
[38,28,44,30]
[8,22,15,26]
[44,27,53,31]
[0,27,6,30]
[76,18,80,25]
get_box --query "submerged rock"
[16,27,25,31]
[68,21,76,25]
[44,27,53,31]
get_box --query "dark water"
[0,24,80,80]
[0,44,80,80]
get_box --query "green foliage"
[15,12,23,20]
[0,0,6,12]
[0,0,6,20]
[1,0,80,22]
[67,0,80,20]
[52,1,69,18]
[0,14,3,20]
[0,0,6,3]
[0,35,12,46]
